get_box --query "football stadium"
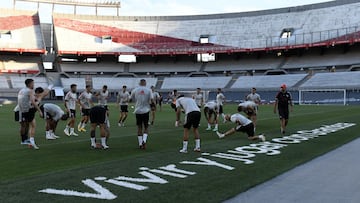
[0,0,360,202]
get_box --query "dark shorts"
[15,111,32,122]
[103,105,108,111]
[82,108,91,116]
[184,111,201,129]
[90,106,106,124]
[204,107,217,118]
[278,107,289,120]
[235,123,255,137]
[150,103,156,111]
[28,108,36,122]
[69,109,76,118]
[120,105,128,113]
[136,112,150,128]
[219,105,224,114]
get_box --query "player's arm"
[289,96,294,112]
[30,91,43,117]
[273,99,278,114]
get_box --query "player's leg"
[192,111,201,152]
[150,104,156,125]
[245,123,265,141]
[136,114,144,149]
[180,114,192,153]
[212,111,219,131]
[90,123,97,148]
[99,123,109,149]
[19,113,30,144]
[142,112,150,149]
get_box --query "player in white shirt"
[40,103,68,140]
[78,85,94,132]
[216,88,226,122]
[246,87,261,108]
[175,95,201,153]
[238,100,258,131]
[204,101,219,131]
[130,79,154,149]
[15,79,43,148]
[95,85,110,127]
[64,84,79,136]
[117,85,130,127]
[150,86,160,125]
[192,88,204,108]
[216,113,265,141]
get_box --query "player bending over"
[216,113,265,141]
[89,105,109,149]
[238,100,258,131]
[204,101,219,131]
[175,95,201,153]
[40,103,69,141]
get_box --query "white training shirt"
[238,101,257,109]
[79,91,92,109]
[152,91,160,101]
[17,87,33,113]
[131,86,153,114]
[43,103,64,121]
[193,93,203,106]
[216,93,225,106]
[176,97,200,115]
[65,91,77,110]
[230,113,252,126]
[246,93,261,104]
[98,90,109,105]
[117,91,130,106]
[204,101,218,110]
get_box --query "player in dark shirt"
[274,84,293,135]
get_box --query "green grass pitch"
[0,103,359,202]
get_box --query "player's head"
[122,85,127,91]
[102,85,107,92]
[252,87,256,93]
[224,114,231,121]
[61,113,69,121]
[70,84,77,93]
[217,88,222,93]
[196,88,201,94]
[139,79,146,86]
[237,105,243,112]
[151,85,155,91]
[280,84,287,92]
[34,87,44,94]
[173,89,178,95]
[86,85,92,92]
[25,79,34,89]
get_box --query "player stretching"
[216,113,265,141]
[175,95,201,153]
[238,101,258,132]
[274,84,293,135]
[117,85,130,127]
[89,105,109,149]
[192,88,204,108]
[64,84,78,136]
[204,101,219,131]
[40,103,69,140]
[216,88,226,122]
[131,79,154,149]
[95,85,110,127]
[246,87,261,109]
[15,79,43,147]
[78,85,93,132]
[150,86,160,125]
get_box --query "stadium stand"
[0,8,45,53]
[0,76,9,89]
[231,74,308,90]
[60,78,86,91]
[10,76,48,89]
[129,61,200,73]
[0,55,41,74]
[161,76,231,90]
[205,57,283,72]
[300,72,360,89]
[92,77,157,91]
[52,1,360,55]
[60,62,125,73]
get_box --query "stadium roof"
[16,0,121,7]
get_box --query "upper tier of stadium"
[53,0,360,55]
[0,8,45,54]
